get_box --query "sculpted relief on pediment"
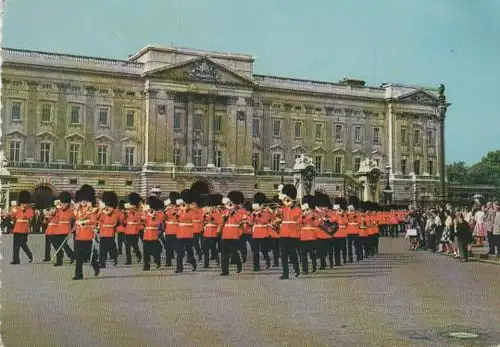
[398,90,438,105]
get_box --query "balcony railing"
[256,170,346,178]
[7,161,142,172]
[144,165,256,176]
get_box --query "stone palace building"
[1,44,449,207]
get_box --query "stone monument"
[353,158,382,202]
[293,155,316,202]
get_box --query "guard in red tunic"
[142,196,164,271]
[175,189,197,273]
[219,191,247,276]
[164,191,180,267]
[275,184,301,279]
[123,192,143,265]
[240,201,253,263]
[202,194,221,268]
[52,191,75,266]
[97,191,119,268]
[250,192,272,271]
[73,184,100,280]
[9,190,34,264]
[116,200,126,255]
[42,199,58,262]
[298,195,318,275]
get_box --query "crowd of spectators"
[405,201,499,262]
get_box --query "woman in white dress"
[473,205,486,246]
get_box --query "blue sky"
[3,0,499,165]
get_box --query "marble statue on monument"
[353,158,382,202]
[293,155,316,203]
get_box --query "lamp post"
[279,159,286,184]
[382,165,393,205]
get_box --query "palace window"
[41,103,52,123]
[354,126,361,142]
[354,157,361,172]
[98,108,109,127]
[193,149,202,166]
[273,119,281,137]
[401,128,407,145]
[40,142,51,163]
[315,123,323,139]
[11,102,21,121]
[97,145,108,165]
[70,106,80,124]
[413,159,421,175]
[272,153,281,171]
[373,127,380,144]
[173,111,182,130]
[314,155,323,172]
[173,148,181,165]
[334,157,343,173]
[194,113,202,131]
[252,118,260,137]
[125,147,135,166]
[335,125,342,141]
[294,122,302,138]
[426,130,434,146]
[414,129,421,146]
[126,110,135,128]
[401,159,407,175]
[214,115,222,132]
[252,153,260,171]
[214,150,222,167]
[68,143,80,164]
[428,160,434,176]
[9,141,20,162]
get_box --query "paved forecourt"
[2,234,500,347]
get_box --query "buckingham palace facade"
[1,44,449,205]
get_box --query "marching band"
[5,183,409,280]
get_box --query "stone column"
[186,95,194,167]
[226,97,237,167]
[387,103,394,175]
[244,98,254,169]
[438,105,447,201]
[206,96,216,167]
[165,93,175,165]
[144,87,151,166]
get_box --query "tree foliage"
[446,150,500,185]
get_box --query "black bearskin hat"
[168,191,180,203]
[281,184,297,200]
[205,194,214,207]
[272,194,283,205]
[242,200,253,212]
[58,191,72,204]
[118,200,126,210]
[212,194,223,206]
[253,192,267,205]
[128,192,141,206]
[75,190,81,203]
[147,196,164,211]
[302,195,316,209]
[315,193,329,208]
[334,197,348,211]
[79,184,96,205]
[102,191,118,208]
[227,191,245,205]
[18,190,31,204]
[180,189,194,204]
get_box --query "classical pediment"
[332,148,346,154]
[93,134,114,142]
[312,146,326,153]
[121,136,140,143]
[270,144,285,151]
[371,149,382,155]
[352,149,365,155]
[143,56,255,87]
[65,133,86,142]
[397,89,438,105]
[292,145,306,152]
[36,131,57,139]
[6,130,26,137]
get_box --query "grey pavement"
[1,234,500,347]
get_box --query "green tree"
[467,150,500,185]
[446,161,469,183]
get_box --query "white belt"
[127,222,141,225]
[17,220,29,223]
[193,220,201,222]
[224,224,239,227]
[282,221,297,224]
[205,223,217,227]
[59,221,70,224]
[348,223,358,225]
[48,223,57,226]
[302,227,316,230]
[166,222,177,225]
[102,224,115,227]
[145,227,159,230]
[178,223,192,227]
[339,226,347,228]
[254,224,269,228]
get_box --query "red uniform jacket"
[278,206,301,238]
